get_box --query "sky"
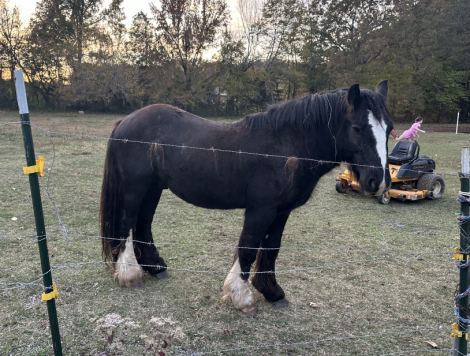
[12,0,241,28]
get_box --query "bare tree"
[236,0,264,69]
[151,0,229,75]
[0,1,24,81]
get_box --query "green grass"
[0,111,466,355]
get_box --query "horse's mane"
[242,88,386,130]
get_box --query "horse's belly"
[168,180,246,210]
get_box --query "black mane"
[243,88,387,130]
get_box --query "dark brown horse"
[100,81,392,314]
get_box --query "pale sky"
[12,0,241,28]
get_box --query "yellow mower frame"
[336,168,430,204]
[336,141,445,204]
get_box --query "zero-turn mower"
[335,140,445,204]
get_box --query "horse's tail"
[100,119,124,265]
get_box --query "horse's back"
[113,104,228,141]
[108,105,251,208]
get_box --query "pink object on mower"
[402,122,421,138]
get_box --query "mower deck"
[335,141,444,204]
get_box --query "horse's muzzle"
[360,170,390,197]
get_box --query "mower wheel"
[398,194,407,202]
[377,190,391,205]
[335,180,349,194]
[417,174,445,200]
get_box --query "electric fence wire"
[0,121,68,241]
[0,254,455,293]
[0,231,454,257]
[0,121,461,177]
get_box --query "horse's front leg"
[251,211,291,306]
[222,207,276,314]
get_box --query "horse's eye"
[352,126,360,133]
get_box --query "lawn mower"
[335,140,445,204]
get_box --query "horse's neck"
[305,119,343,163]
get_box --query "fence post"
[455,147,470,356]
[14,70,63,356]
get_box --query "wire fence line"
[0,254,455,294]
[0,231,454,256]
[0,121,69,241]
[0,120,461,177]
[0,276,46,291]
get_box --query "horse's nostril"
[368,178,377,191]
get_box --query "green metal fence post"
[14,70,63,356]
[455,147,469,356]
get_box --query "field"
[0,111,467,355]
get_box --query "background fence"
[0,109,467,355]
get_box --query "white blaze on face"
[368,110,387,192]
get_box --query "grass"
[0,110,466,355]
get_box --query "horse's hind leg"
[222,206,276,314]
[115,184,150,288]
[251,212,291,307]
[135,183,169,279]
[115,229,143,288]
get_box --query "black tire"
[417,174,445,200]
[377,190,391,205]
[398,194,407,202]
[335,180,348,194]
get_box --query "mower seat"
[388,141,418,165]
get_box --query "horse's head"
[339,80,393,196]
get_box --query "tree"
[300,0,329,93]
[0,1,24,82]
[319,0,393,88]
[152,0,229,75]
[127,12,159,68]
[24,0,129,107]
[150,0,229,110]
[373,0,470,120]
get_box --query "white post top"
[14,70,29,114]
[462,147,469,176]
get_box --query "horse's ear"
[376,80,388,98]
[347,84,361,110]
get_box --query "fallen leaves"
[424,341,438,348]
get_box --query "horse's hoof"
[155,270,170,279]
[129,281,144,289]
[242,306,257,315]
[273,298,289,307]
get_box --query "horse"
[100,81,392,314]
